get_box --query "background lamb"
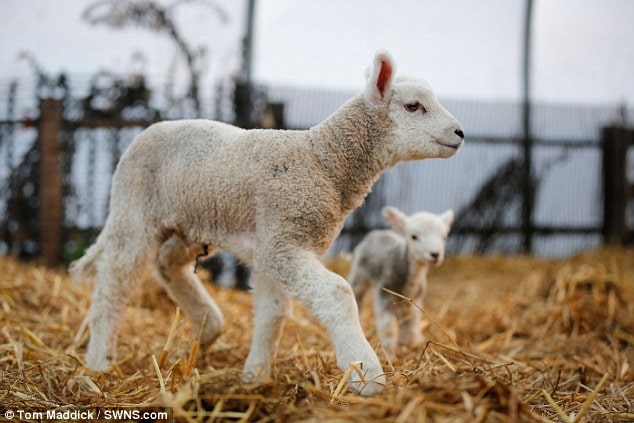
[348,206,454,356]
[69,51,464,395]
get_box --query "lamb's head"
[365,51,464,164]
[382,206,454,266]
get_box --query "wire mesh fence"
[0,75,631,260]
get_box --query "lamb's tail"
[68,241,103,284]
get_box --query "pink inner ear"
[376,59,392,97]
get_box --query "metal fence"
[332,134,606,257]
[0,75,632,262]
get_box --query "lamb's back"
[109,119,334,243]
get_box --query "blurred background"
[1,0,633,266]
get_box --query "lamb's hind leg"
[86,243,147,370]
[153,235,224,345]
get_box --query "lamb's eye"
[405,102,420,112]
[405,102,427,113]
[411,234,418,240]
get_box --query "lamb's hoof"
[346,363,386,396]
[198,325,222,346]
[195,313,224,346]
[85,351,115,372]
[402,333,426,349]
[242,363,272,384]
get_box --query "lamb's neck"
[401,242,427,281]
[308,95,392,214]
[395,244,428,299]
[408,258,429,284]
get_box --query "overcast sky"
[1,0,633,106]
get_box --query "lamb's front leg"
[397,277,427,348]
[242,275,292,383]
[373,292,399,357]
[280,253,385,395]
[397,303,425,348]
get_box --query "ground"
[0,248,632,422]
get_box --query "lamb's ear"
[365,51,394,105]
[382,206,407,234]
[440,210,454,227]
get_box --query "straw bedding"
[0,248,632,422]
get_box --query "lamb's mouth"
[434,139,463,150]
[426,256,441,266]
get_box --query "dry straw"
[0,248,632,421]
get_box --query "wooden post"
[38,99,63,264]
[602,126,633,245]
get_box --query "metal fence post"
[602,126,633,245]
[520,0,535,254]
[38,99,63,264]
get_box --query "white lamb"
[348,207,454,356]
[69,51,464,395]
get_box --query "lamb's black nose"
[454,129,464,139]
[430,252,439,260]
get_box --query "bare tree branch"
[83,0,227,116]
